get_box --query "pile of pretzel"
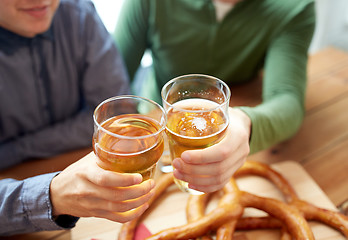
[118,161,348,240]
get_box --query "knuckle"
[216,174,226,185]
[244,144,250,156]
[81,190,94,199]
[94,173,108,186]
[114,202,131,212]
[204,185,220,193]
[118,219,128,223]
[120,214,138,223]
[216,164,226,175]
[74,186,93,199]
[116,208,145,223]
[190,152,203,164]
[219,147,230,160]
[113,188,127,201]
[141,183,151,195]
[115,215,130,223]
[83,205,99,218]
[179,174,189,184]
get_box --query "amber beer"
[166,98,229,193]
[93,96,166,182]
[161,74,231,194]
[93,114,164,181]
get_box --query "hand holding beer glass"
[161,74,231,194]
[93,95,166,181]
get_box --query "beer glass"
[161,74,231,194]
[93,95,166,181]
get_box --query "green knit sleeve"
[239,2,316,154]
[113,0,150,82]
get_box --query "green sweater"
[114,0,315,154]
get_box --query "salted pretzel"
[117,161,348,240]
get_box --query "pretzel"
[212,161,348,239]
[218,177,313,240]
[186,193,213,240]
[117,161,348,239]
[234,160,298,202]
[235,161,348,238]
[293,199,348,237]
[145,178,244,240]
[117,173,174,240]
[144,178,313,240]
[211,161,348,239]
[240,191,314,239]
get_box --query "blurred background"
[91,0,348,54]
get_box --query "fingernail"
[149,179,155,189]
[181,152,191,163]
[133,174,143,184]
[149,189,155,198]
[172,158,181,169]
[173,169,183,180]
[145,203,150,210]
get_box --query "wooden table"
[71,161,346,240]
[1,47,348,239]
[225,47,348,207]
[251,47,348,207]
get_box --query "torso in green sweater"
[115,0,315,153]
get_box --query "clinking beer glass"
[161,74,231,194]
[93,95,166,181]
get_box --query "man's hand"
[172,108,251,193]
[50,152,155,223]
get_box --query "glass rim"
[93,95,167,140]
[161,74,231,113]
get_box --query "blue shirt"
[0,0,130,170]
[0,173,78,235]
[0,0,130,235]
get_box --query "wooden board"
[71,161,345,240]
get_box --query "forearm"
[239,94,304,154]
[0,110,93,170]
[0,173,78,236]
[229,107,252,142]
[241,3,315,154]
[114,0,149,81]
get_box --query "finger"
[180,129,235,165]
[93,204,150,223]
[80,188,155,214]
[173,157,244,189]
[172,158,230,176]
[84,152,144,187]
[173,168,231,187]
[188,183,226,193]
[174,145,246,176]
[88,169,144,188]
[181,124,250,166]
[98,179,155,202]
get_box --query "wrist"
[50,173,64,217]
[228,107,252,140]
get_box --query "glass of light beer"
[161,74,231,194]
[93,95,166,181]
